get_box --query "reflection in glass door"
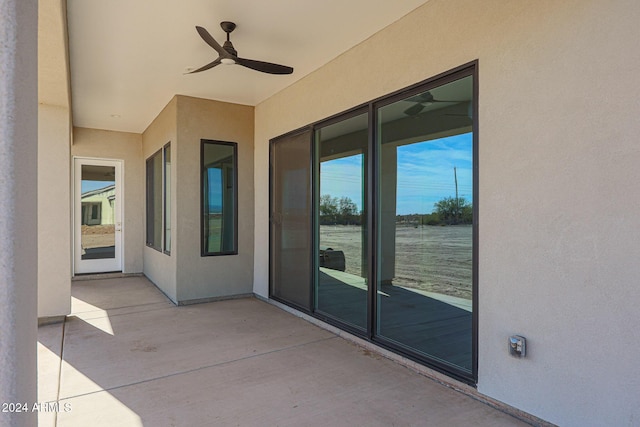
[315,112,368,330]
[269,65,477,381]
[74,158,122,274]
[376,75,474,373]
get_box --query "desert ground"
[320,224,472,300]
[81,224,115,249]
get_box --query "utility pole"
[454,166,459,223]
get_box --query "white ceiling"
[66,0,430,134]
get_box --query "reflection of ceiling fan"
[187,21,293,75]
[403,91,466,116]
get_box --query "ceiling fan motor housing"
[223,40,237,57]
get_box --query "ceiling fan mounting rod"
[220,21,237,56]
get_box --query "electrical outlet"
[509,335,526,358]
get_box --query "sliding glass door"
[270,130,313,310]
[315,111,369,330]
[376,74,474,374]
[270,64,477,381]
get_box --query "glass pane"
[270,130,312,309]
[146,151,162,251]
[202,141,236,255]
[164,144,171,253]
[316,112,368,330]
[376,75,474,372]
[81,165,116,259]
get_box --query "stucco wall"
[0,0,38,421]
[72,127,144,274]
[254,1,640,426]
[175,96,254,302]
[141,97,178,301]
[38,104,72,318]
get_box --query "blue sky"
[321,154,364,209]
[321,132,472,215]
[81,180,114,194]
[207,168,223,211]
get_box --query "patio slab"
[39,276,532,426]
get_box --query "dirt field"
[320,224,472,300]
[81,224,115,249]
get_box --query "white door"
[74,158,123,274]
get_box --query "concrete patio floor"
[37,276,534,427]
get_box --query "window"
[163,144,171,253]
[91,204,99,220]
[202,140,237,256]
[146,143,171,253]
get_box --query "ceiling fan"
[187,21,293,75]
[403,91,465,116]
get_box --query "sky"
[321,132,473,215]
[83,133,472,215]
[207,168,223,211]
[81,180,114,194]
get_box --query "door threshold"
[72,272,141,281]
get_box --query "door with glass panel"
[375,73,475,375]
[74,158,123,274]
[270,65,476,381]
[270,130,313,310]
[315,111,369,330]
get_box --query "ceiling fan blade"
[236,57,293,75]
[404,103,425,116]
[195,26,227,56]
[406,93,432,103]
[186,58,222,74]
[406,92,465,103]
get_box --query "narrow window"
[163,143,171,254]
[146,143,171,253]
[202,140,237,256]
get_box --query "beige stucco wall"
[38,104,72,318]
[175,96,254,302]
[142,96,178,301]
[72,127,144,274]
[254,1,640,426]
[140,95,254,303]
[0,0,38,420]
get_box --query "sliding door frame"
[269,61,478,384]
[269,127,315,313]
[369,63,478,384]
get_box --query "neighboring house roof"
[81,184,115,199]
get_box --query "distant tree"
[338,196,359,224]
[434,196,472,225]
[320,194,339,224]
[320,195,361,225]
[420,212,441,226]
